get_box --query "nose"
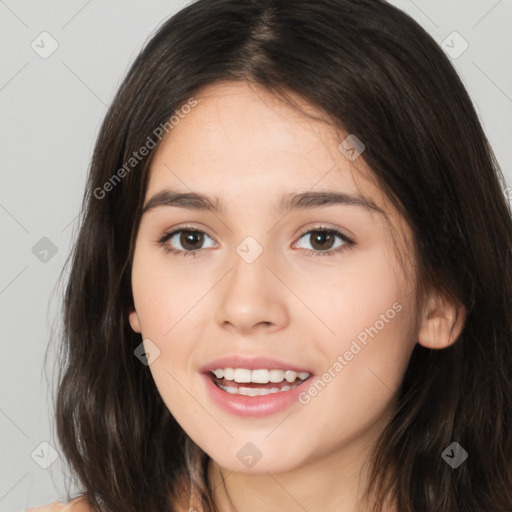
[214,247,289,334]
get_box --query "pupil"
[181,231,203,250]
[312,231,333,250]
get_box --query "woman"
[31,0,512,510]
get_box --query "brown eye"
[158,228,216,257]
[294,227,355,257]
[179,231,205,251]
[308,231,336,251]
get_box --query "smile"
[209,368,311,397]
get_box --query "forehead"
[147,81,387,213]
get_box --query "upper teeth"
[211,368,310,383]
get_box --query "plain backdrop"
[1,1,511,510]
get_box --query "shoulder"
[26,496,91,512]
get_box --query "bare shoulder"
[25,501,65,512]
[62,497,92,512]
[27,496,92,512]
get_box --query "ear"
[417,292,466,349]
[129,308,142,334]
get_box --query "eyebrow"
[141,188,387,217]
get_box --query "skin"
[128,81,465,512]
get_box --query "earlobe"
[129,309,142,333]
[417,292,466,349]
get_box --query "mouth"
[208,368,312,396]
[199,356,315,416]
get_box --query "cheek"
[303,242,417,408]
[130,247,212,401]
[293,299,415,463]
[131,244,208,339]
[302,240,412,345]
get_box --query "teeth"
[284,371,297,383]
[269,369,285,383]
[213,369,224,378]
[252,369,270,383]
[234,368,252,382]
[217,382,300,396]
[211,368,311,384]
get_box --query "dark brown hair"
[51,0,512,510]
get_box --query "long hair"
[52,0,512,510]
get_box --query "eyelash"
[157,224,355,258]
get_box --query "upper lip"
[199,356,313,374]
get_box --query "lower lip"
[201,373,312,417]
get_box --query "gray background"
[1,1,511,510]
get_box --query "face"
[129,81,420,475]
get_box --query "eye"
[293,226,355,257]
[157,226,216,258]
[157,224,355,258]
